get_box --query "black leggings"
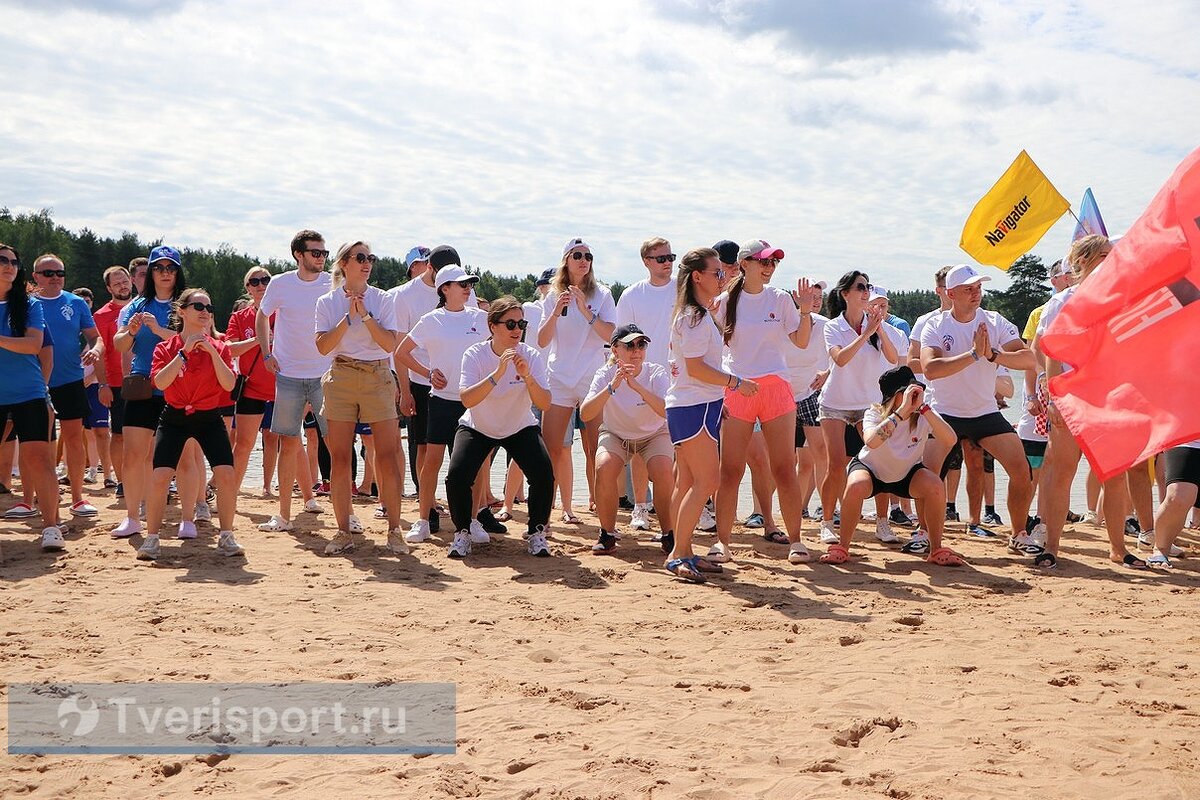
[445,424,553,534]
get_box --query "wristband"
[987,348,999,362]
[918,403,931,416]
[364,311,374,320]
[970,349,981,362]
[343,313,351,326]
[263,352,274,361]
[588,312,598,326]
[733,377,743,391]
[608,384,617,396]
[177,351,188,363]
[488,375,498,387]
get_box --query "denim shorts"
[271,374,327,437]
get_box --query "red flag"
[1040,146,1200,481]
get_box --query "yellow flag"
[959,150,1070,270]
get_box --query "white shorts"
[549,373,591,408]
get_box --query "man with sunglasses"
[255,229,331,532]
[93,265,134,493]
[31,254,102,517]
[614,237,677,532]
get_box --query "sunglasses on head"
[648,254,676,264]
[570,251,594,262]
[246,276,271,287]
[152,262,178,273]
[38,269,66,278]
[0,255,20,268]
[183,301,215,313]
[498,319,529,331]
[305,248,330,259]
[351,252,377,264]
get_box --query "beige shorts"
[598,427,673,466]
[321,357,398,424]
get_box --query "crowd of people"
[0,230,1196,581]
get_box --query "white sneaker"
[405,519,431,543]
[324,530,355,555]
[448,530,471,559]
[1008,533,1044,555]
[1139,530,1184,557]
[194,502,212,522]
[84,466,97,484]
[178,520,198,539]
[387,527,410,555]
[216,531,245,557]
[303,498,322,514]
[40,526,66,552]
[136,534,160,561]
[697,507,717,532]
[257,515,293,532]
[527,527,551,557]
[819,521,839,545]
[111,517,142,538]
[348,514,364,534]
[469,519,490,544]
[874,519,900,544]
[788,541,811,563]
[1029,521,1048,549]
[630,504,651,531]
[1082,511,1099,525]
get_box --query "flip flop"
[495,510,513,523]
[1033,551,1058,569]
[688,555,724,574]
[819,544,850,564]
[1118,553,1148,570]
[665,557,706,583]
[561,512,582,525]
[762,530,788,544]
[926,547,965,566]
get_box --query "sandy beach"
[1,478,1198,800]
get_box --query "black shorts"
[409,382,431,446]
[1165,446,1200,490]
[49,380,90,422]
[983,452,995,474]
[848,457,923,499]
[123,395,167,431]
[844,423,864,456]
[153,407,235,469]
[942,411,1016,445]
[109,385,127,435]
[218,404,235,418]
[0,397,51,443]
[235,395,269,416]
[941,440,964,476]
[426,395,466,447]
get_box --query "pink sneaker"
[111,517,143,538]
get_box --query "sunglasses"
[570,252,594,262]
[618,339,649,349]
[38,269,67,278]
[498,319,529,331]
[451,280,476,289]
[751,257,779,266]
[351,253,377,264]
[648,254,676,264]
[305,248,330,259]
[183,301,215,313]
[852,281,873,292]
[246,276,271,287]
[0,255,20,268]
[152,263,178,273]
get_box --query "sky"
[1,0,1198,291]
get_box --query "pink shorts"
[723,374,795,424]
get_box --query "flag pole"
[1066,206,1081,225]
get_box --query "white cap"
[868,285,889,302]
[810,278,829,291]
[433,265,479,290]
[563,237,590,255]
[945,264,991,290]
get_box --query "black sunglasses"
[305,248,330,259]
[570,252,594,262]
[0,255,20,268]
[352,253,377,264]
[453,280,476,289]
[751,257,779,266]
[152,263,178,273]
[183,301,215,313]
[852,281,873,292]
[619,339,649,349]
[499,319,529,331]
[38,269,66,278]
[246,276,271,287]
[649,254,676,264]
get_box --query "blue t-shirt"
[118,296,174,377]
[887,313,912,338]
[0,299,49,406]
[34,291,95,389]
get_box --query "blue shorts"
[84,383,110,429]
[260,401,274,431]
[666,399,723,446]
[355,422,373,436]
[271,375,326,437]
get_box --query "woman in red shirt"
[136,288,245,561]
[227,266,279,495]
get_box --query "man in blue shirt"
[32,254,102,517]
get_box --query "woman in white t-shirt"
[820,366,960,566]
[711,240,821,566]
[817,270,901,545]
[446,296,554,560]
[580,324,673,555]
[536,238,616,522]
[314,241,403,556]
[395,265,489,552]
[662,248,755,583]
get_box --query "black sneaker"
[0,482,9,495]
[1124,516,1141,537]
[946,508,960,522]
[618,495,635,511]
[982,510,1003,526]
[592,531,618,554]
[888,506,914,527]
[428,507,441,533]
[1066,510,1084,524]
[967,523,996,538]
[476,507,508,535]
[115,482,124,499]
[657,529,675,555]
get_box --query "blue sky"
[1,0,1197,290]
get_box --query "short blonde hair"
[640,237,670,259]
[1066,234,1111,279]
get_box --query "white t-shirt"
[858,405,933,483]
[258,269,333,379]
[666,308,725,408]
[538,286,617,387]
[615,279,675,367]
[587,361,669,440]
[407,307,489,401]
[458,341,546,440]
[714,286,801,378]
[919,308,1021,418]
[391,277,478,386]
[313,285,398,361]
[1015,372,1046,443]
[1035,286,1075,376]
[909,308,945,404]
[820,315,902,411]
[522,301,544,352]
[784,313,829,401]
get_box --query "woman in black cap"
[820,365,961,566]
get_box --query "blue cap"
[405,246,431,265]
[149,245,182,266]
[536,268,555,286]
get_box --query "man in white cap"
[918,264,1038,555]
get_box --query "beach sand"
[1,486,1198,799]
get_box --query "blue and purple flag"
[1072,187,1108,241]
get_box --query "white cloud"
[0,0,1196,293]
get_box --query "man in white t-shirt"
[255,229,332,531]
[919,264,1038,552]
[614,236,676,527]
